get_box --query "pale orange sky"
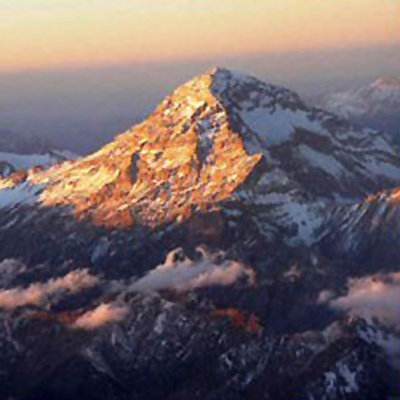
[1,0,399,73]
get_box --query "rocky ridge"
[1,68,399,244]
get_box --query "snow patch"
[239,106,326,146]
[0,182,43,209]
[0,151,62,171]
[298,145,345,176]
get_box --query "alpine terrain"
[0,68,399,400]
[0,128,78,178]
[320,77,400,144]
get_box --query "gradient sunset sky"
[1,0,399,73]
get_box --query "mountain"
[0,149,78,178]
[319,187,400,269]
[1,68,399,243]
[320,77,400,143]
[0,68,399,400]
[0,128,78,178]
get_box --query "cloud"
[0,268,100,310]
[129,247,255,293]
[317,289,336,304]
[330,272,400,328]
[72,303,128,330]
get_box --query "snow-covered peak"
[320,77,400,141]
[187,67,305,113]
[210,67,302,102]
[323,76,400,110]
[0,150,78,178]
[370,76,400,90]
[1,68,399,245]
[363,76,400,104]
[162,67,304,120]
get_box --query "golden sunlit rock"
[6,70,264,229]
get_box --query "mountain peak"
[168,67,303,110]
[159,67,306,153]
[24,68,267,228]
[1,69,399,238]
[371,76,400,89]
[321,76,400,141]
[196,66,253,82]
[208,66,258,84]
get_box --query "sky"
[1,0,400,73]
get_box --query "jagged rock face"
[21,70,263,229]
[1,68,399,243]
[208,69,399,197]
[0,293,390,400]
[0,245,397,400]
[319,187,400,268]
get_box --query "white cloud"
[330,272,400,328]
[72,303,128,330]
[130,247,255,293]
[0,268,100,310]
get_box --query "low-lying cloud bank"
[130,247,255,293]
[0,269,100,310]
[329,272,400,328]
[72,303,128,330]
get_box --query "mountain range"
[320,77,400,144]
[0,128,77,178]
[0,68,399,400]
